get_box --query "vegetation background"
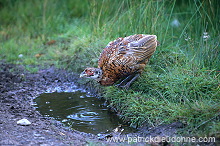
[0,0,219,139]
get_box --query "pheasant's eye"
[86,70,94,75]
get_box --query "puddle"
[34,91,135,134]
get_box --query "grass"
[0,0,219,140]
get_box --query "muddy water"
[34,90,134,134]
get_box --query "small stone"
[17,119,31,126]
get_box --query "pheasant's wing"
[98,37,123,69]
[120,34,158,64]
[98,34,158,69]
[97,34,158,85]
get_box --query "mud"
[1,61,212,146]
[0,61,97,145]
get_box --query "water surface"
[34,91,131,134]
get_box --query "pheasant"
[80,34,158,89]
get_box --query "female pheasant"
[80,34,158,89]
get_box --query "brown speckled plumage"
[80,34,158,88]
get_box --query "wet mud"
[0,61,187,145]
[0,62,96,145]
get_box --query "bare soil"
[1,61,216,146]
[0,61,98,145]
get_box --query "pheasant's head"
[80,67,102,81]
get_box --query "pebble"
[17,119,31,126]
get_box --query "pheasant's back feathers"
[96,34,158,86]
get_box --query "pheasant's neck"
[95,68,103,82]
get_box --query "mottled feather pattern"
[98,34,158,86]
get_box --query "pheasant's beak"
[80,71,87,78]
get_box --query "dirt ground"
[0,61,217,146]
[0,61,102,145]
